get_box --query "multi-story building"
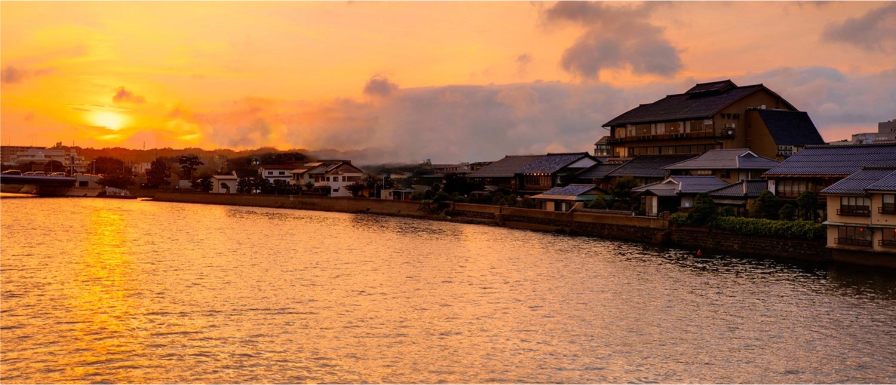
[820,166,896,267]
[316,162,364,197]
[602,80,825,160]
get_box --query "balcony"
[835,238,872,247]
[606,130,730,144]
[837,207,871,216]
[879,206,896,215]
[880,239,896,248]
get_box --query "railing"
[879,206,896,215]
[605,130,720,144]
[880,239,896,247]
[835,238,872,247]
[837,208,871,216]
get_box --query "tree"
[191,171,213,192]
[796,191,820,222]
[97,174,134,190]
[93,156,127,175]
[145,158,170,188]
[751,190,783,220]
[177,154,204,180]
[779,204,797,221]
[586,195,609,209]
[608,176,639,208]
[688,193,719,226]
[345,182,366,197]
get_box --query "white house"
[211,172,239,194]
[258,165,294,184]
[317,162,364,197]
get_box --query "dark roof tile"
[517,153,595,175]
[763,143,896,177]
[821,168,896,195]
[755,109,825,146]
[467,155,541,178]
[607,154,697,178]
[539,184,602,196]
[664,149,779,170]
[708,179,769,198]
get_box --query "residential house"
[515,153,599,194]
[468,161,493,172]
[317,162,364,197]
[745,109,826,159]
[258,165,294,184]
[633,176,730,216]
[574,161,624,189]
[530,184,606,212]
[706,179,770,216]
[762,143,896,204]
[381,189,415,201]
[663,149,780,183]
[602,79,825,159]
[820,166,896,264]
[467,155,542,191]
[211,172,238,194]
[594,135,610,156]
[604,154,697,187]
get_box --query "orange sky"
[2,2,894,162]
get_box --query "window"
[666,122,681,133]
[776,180,817,198]
[882,194,896,214]
[636,124,650,136]
[719,170,731,179]
[882,228,896,247]
[654,123,665,135]
[615,127,626,139]
[268,171,273,175]
[279,171,285,175]
[839,196,871,216]
[836,226,872,247]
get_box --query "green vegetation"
[751,190,783,220]
[670,211,826,240]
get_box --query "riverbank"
[148,192,855,265]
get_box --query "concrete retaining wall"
[669,225,829,260]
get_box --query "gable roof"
[633,175,729,196]
[517,153,596,175]
[539,184,603,196]
[820,167,896,195]
[663,149,780,170]
[754,109,825,146]
[708,179,769,198]
[258,165,295,170]
[763,143,896,177]
[468,155,542,178]
[607,154,697,178]
[325,162,364,175]
[576,162,623,180]
[603,81,796,127]
[865,169,896,192]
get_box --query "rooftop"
[753,109,826,146]
[576,162,623,180]
[516,152,595,175]
[708,179,769,198]
[467,155,542,178]
[663,149,780,170]
[603,80,795,127]
[763,143,896,177]
[821,167,896,195]
[538,184,603,197]
[634,175,729,196]
[606,154,697,178]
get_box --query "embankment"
[153,192,834,262]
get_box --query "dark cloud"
[362,75,399,97]
[1,65,53,84]
[112,87,147,104]
[516,53,532,77]
[543,2,681,79]
[822,3,896,52]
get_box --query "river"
[2,196,895,383]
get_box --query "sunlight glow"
[91,111,128,131]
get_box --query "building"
[820,166,896,264]
[706,179,770,217]
[879,119,896,142]
[762,143,896,203]
[258,165,294,184]
[633,176,730,215]
[316,162,364,197]
[1,145,88,172]
[515,153,599,194]
[467,155,542,191]
[211,173,238,194]
[594,136,610,156]
[574,161,625,189]
[603,154,696,187]
[530,184,605,212]
[663,149,780,183]
[602,80,825,159]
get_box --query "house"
[820,166,896,264]
[211,172,238,194]
[467,155,542,191]
[574,162,624,189]
[604,154,697,187]
[317,162,364,197]
[258,165,294,184]
[762,143,896,204]
[530,184,605,212]
[594,135,610,156]
[706,179,770,216]
[602,79,825,159]
[745,109,826,159]
[515,153,599,194]
[633,176,729,215]
[381,188,415,201]
[663,149,780,183]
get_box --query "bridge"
[0,175,76,196]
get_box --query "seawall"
[153,192,837,263]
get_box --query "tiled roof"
[821,168,896,195]
[686,80,736,94]
[632,180,679,196]
[539,184,602,196]
[468,155,541,178]
[259,165,295,170]
[866,169,896,192]
[663,149,780,170]
[754,109,826,146]
[607,154,697,178]
[517,153,594,175]
[576,163,622,180]
[603,82,794,127]
[594,135,609,145]
[325,163,364,175]
[670,176,730,194]
[763,143,896,177]
[708,179,769,198]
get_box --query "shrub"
[689,193,719,226]
[751,190,783,220]
[410,191,425,201]
[586,195,609,209]
[779,204,797,221]
[672,215,825,240]
[721,206,736,217]
[796,191,820,221]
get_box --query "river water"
[2,196,895,383]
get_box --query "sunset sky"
[2,1,895,163]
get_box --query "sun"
[91,111,128,130]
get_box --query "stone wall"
[669,225,830,260]
[154,192,428,218]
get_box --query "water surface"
[2,197,895,383]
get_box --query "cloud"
[822,3,896,52]
[543,2,681,79]
[112,87,147,104]
[362,75,399,97]
[516,53,532,77]
[1,65,54,84]
[24,112,34,122]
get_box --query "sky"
[2,1,895,163]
